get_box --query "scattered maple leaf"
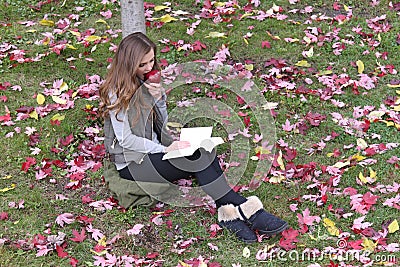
[0,212,8,220]
[261,40,271,48]
[55,213,75,227]
[279,228,299,251]
[70,228,86,242]
[56,244,69,258]
[127,224,145,235]
[21,157,36,172]
[297,208,321,226]
[69,257,79,267]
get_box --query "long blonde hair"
[99,32,160,121]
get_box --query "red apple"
[144,70,161,83]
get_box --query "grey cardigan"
[103,88,174,164]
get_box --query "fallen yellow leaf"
[84,35,102,42]
[352,153,366,161]
[158,14,178,23]
[323,218,339,236]
[67,44,77,50]
[269,174,285,184]
[356,60,364,74]
[362,238,377,252]
[98,236,107,247]
[303,36,312,45]
[52,96,67,105]
[295,60,311,67]
[37,93,45,105]
[368,111,385,119]
[316,70,333,76]
[255,146,271,154]
[96,19,108,25]
[304,47,314,58]
[240,12,254,20]
[205,31,227,38]
[69,30,81,37]
[266,31,281,40]
[245,64,253,71]
[356,138,368,149]
[369,167,377,179]
[39,19,55,27]
[154,5,169,11]
[277,150,285,170]
[388,219,399,234]
[51,113,65,122]
[178,261,191,267]
[358,172,368,184]
[0,184,16,192]
[60,82,68,92]
[29,110,38,120]
[333,161,350,169]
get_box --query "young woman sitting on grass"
[99,32,288,243]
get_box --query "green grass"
[1,0,400,266]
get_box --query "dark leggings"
[118,149,246,207]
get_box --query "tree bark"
[121,0,146,38]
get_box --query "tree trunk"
[120,0,146,38]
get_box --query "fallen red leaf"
[56,244,69,258]
[70,228,86,243]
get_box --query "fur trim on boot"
[236,196,288,236]
[217,204,257,243]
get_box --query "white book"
[162,127,224,160]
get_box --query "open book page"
[162,127,224,160]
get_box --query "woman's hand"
[164,141,191,153]
[143,82,164,100]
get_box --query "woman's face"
[136,48,155,81]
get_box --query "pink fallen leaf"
[207,242,219,251]
[351,216,373,230]
[363,192,379,205]
[86,224,104,241]
[69,257,79,267]
[261,40,271,48]
[36,245,52,257]
[55,213,75,227]
[297,208,321,226]
[282,119,295,131]
[127,224,145,235]
[279,228,299,251]
[0,212,9,220]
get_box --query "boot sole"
[256,222,289,236]
[218,222,258,244]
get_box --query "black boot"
[218,204,258,243]
[236,196,288,236]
